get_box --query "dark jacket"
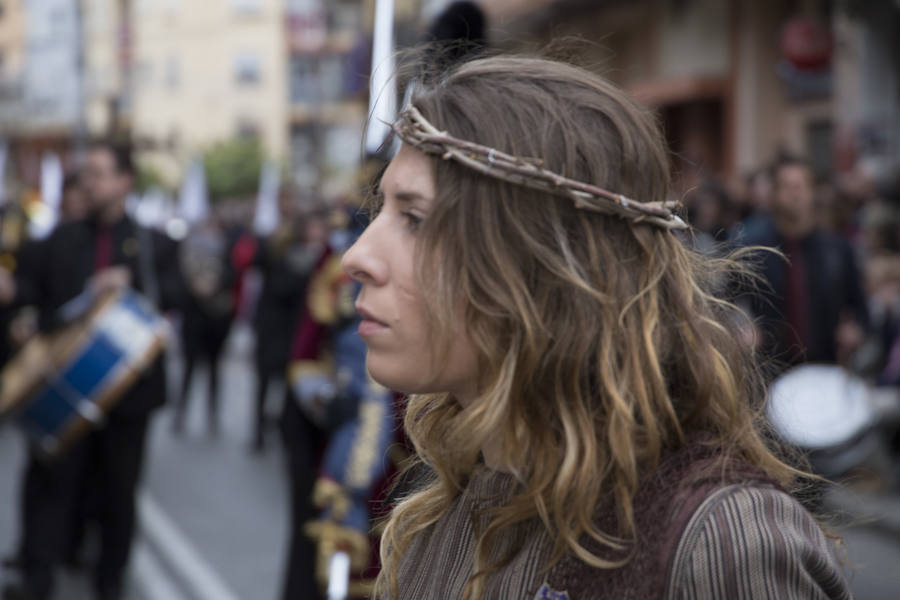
[253,234,314,373]
[177,225,237,359]
[15,216,182,419]
[742,221,868,368]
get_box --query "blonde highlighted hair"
[375,55,798,599]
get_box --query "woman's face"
[342,145,479,397]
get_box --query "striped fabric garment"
[666,484,851,599]
[393,469,851,599]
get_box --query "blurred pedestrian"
[343,56,850,599]
[47,171,94,571]
[423,1,487,76]
[0,194,38,367]
[250,195,323,452]
[0,186,44,581]
[729,166,775,244]
[281,185,395,599]
[684,178,730,254]
[741,156,869,370]
[171,212,237,437]
[59,172,89,223]
[815,179,859,243]
[0,140,180,600]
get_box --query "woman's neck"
[456,391,511,473]
[481,435,509,472]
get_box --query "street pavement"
[142,323,288,600]
[2,322,900,599]
[825,485,900,598]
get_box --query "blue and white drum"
[0,289,168,456]
[768,364,878,477]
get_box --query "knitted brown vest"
[541,438,780,599]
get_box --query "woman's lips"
[358,318,388,337]
[356,304,389,337]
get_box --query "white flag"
[178,159,209,224]
[254,161,281,235]
[30,152,63,239]
[365,0,396,155]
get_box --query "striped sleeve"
[667,484,852,600]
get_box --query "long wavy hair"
[375,55,799,599]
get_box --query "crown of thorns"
[391,105,688,231]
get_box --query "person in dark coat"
[740,156,869,371]
[279,206,395,600]
[171,216,237,437]
[2,171,96,575]
[250,197,322,452]
[0,140,181,600]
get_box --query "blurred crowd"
[0,139,396,600]
[685,153,900,383]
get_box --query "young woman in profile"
[341,56,851,600]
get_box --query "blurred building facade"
[0,0,81,134]
[285,0,420,199]
[130,0,289,184]
[0,0,26,126]
[5,0,894,204]
[83,0,132,139]
[286,0,372,198]
[483,0,899,191]
[0,0,425,202]
[0,0,83,193]
[0,0,133,194]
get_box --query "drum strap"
[136,225,160,306]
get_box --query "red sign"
[780,16,832,71]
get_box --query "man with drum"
[0,140,181,600]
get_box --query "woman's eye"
[402,211,423,232]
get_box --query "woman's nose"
[342,223,386,285]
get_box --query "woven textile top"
[391,105,689,231]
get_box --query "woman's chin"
[366,352,415,394]
[366,357,423,395]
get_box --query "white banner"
[254,161,281,236]
[365,0,396,155]
[178,159,209,225]
[22,0,81,127]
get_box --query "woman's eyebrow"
[394,190,430,204]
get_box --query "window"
[234,52,261,86]
[289,52,358,105]
[318,54,345,102]
[289,55,317,103]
